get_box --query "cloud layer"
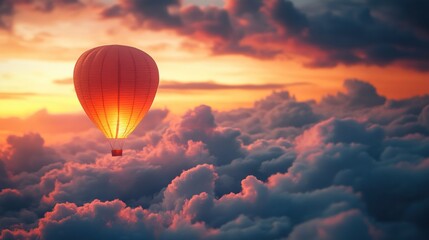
[100,0,429,70]
[1,79,429,239]
[2,0,429,70]
[159,81,309,91]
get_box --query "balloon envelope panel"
[74,45,159,140]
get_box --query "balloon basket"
[111,149,123,156]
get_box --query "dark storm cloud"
[3,0,429,69]
[302,3,429,70]
[100,4,124,18]
[97,0,429,70]
[266,0,308,35]
[368,0,429,34]
[226,0,263,16]
[2,79,429,239]
[180,5,233,39]
[109,0,182,27]
[276,0,429,70]
[0,0,12,29]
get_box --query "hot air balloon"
[73,45,159,156]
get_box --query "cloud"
[164,105,245,165]
[162,164,217,211]
[0,0,83,31]
[0,92,38,99]
[265,0,308,35]
[321,79,386,111]
[0,109,169,147]
[2,0,428,70]
[295,117,384,153]
[288,210,378,240]
[0,189,24,213]
[100,4,124,18]
[293,0,429,70]
[0,0,13,30]
[95,0,429,70]
[418,105,429,129]
[0,133,63,174]
[1,79,429,239]
[52,78,306,92]
[109,0,182,28]
[0,109,93,136]
[3,0,429,69]
[52,78,73,85]
[369,0,429,35]
[0,161,11,189]
[15,0,83,12]
[226,0,263,17]
[215,91,320,141]
[1,199,157,240]
[159,80,309,91]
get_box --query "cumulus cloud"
[216,91,319,141]
[321,79,386,110]
[0,189,28,214]
[162,164,217,211]
[1,199,158,240]
[1,79,429,239]
[0,133,62,174]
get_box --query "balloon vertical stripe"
[122,49,138,137]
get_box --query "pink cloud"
[162,164,217,211]
[1,80,429,239]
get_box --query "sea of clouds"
[1,79,429,239]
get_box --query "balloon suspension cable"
[107,138,126,157]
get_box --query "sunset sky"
[1,1,429,239]
[0,0,428,118]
